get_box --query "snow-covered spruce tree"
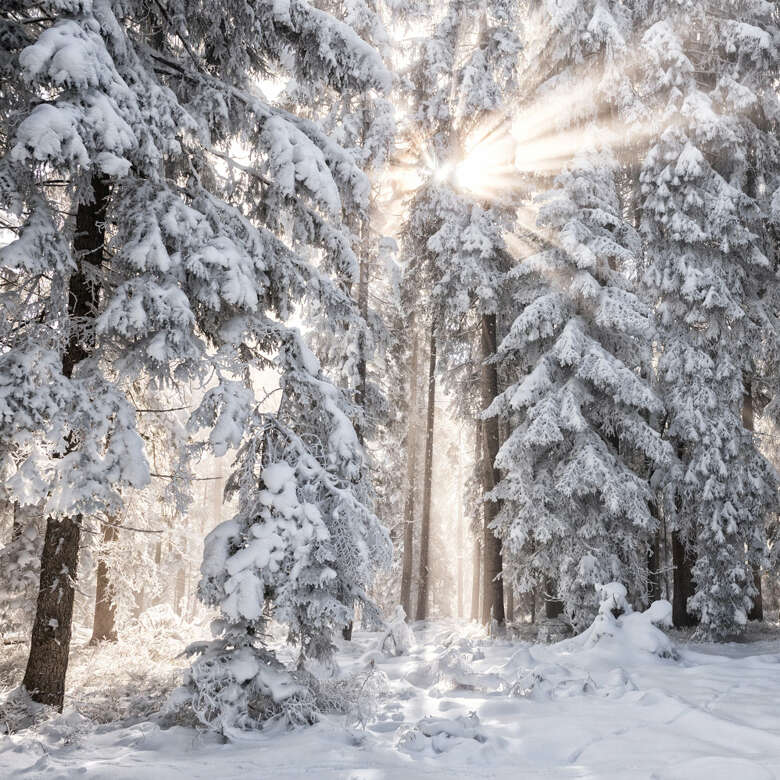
[488,147,673,628]
[487,0,673,627]
[278,0,403,628]
[636,1,780,636]
[187,333,390,731]
[0,0,390,711]
[398,0,521,624]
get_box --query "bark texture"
[671,531,697,628]
[414,324,436,621]
[399,316,420,619]
[90,522,119,643]
[471,538,481,622]
[480,314,504,625]
[544,579,564,619]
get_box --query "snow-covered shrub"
[397,713,487,755]
[567,583,676,659]
[0,686,52,734]
[175,631,317,733]
[316,663,390,730]
[183,344,390,733]
[378,606,414,656]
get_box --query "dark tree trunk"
[544,579,564,619]
[23,174,109,711]
[480,314,504,625]
[742,386,763,621]
[671,531,697,627]
[505,584,514,623]
[414,323,436,621]
[400,315,420,619]
[22,516,81,709]
[749,569,764,622]
[470,425,482,622]
[90,522,119,643]
[471,538,481,622]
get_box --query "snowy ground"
[3,611,780,779]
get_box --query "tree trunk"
[743,385,763,621]
[23,174,109,711]
[470,424,482,622]
[414,323,436,621]
[544,579,564,619]
[505,584,514,623]
[400,315,420,619]
[456,433,464,619]
[471,538,481,621]
[671,531,697,628]
[749,569,763,622]
[90,522,119,643]
[648,530,662,604]
[174,536,188,617]
[356,253,369,443]
[480,314,504,626]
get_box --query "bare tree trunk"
[174,536,188,617]
[90,522,119,643]
[400,315,420,619]
[470,425,482,622]
[506,584,514,623]
[24,174,109,710]
[742,385,764,621]
[480,314,504,626]
[471,538,481,621]
[414,323,436,621]
[544,579,564,619]
[671,531,697,628]
[456,429,464,619]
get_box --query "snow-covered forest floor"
[3,613,780,779]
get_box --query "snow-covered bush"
[176,634,318,732]
[567,583,676,659]
[181,337,390,733]
[378,606,415,657]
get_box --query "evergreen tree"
[0,0,390,711]
[488,0,672,627]
[636,0,780,636]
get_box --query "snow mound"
[561,583,677,660]
[397,712,486,754]
[377,606,415,657]
[405,644,502,692]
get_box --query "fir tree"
[636,0,780,636]
[0,0,390,711]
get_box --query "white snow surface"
[3,618,780,778]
